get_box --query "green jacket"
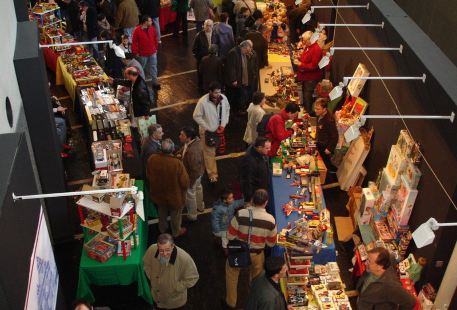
[143,244,199,309]
[245,272,287,310]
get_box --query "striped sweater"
[227,206,277,249]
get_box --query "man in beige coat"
[147,139,190,237]
[114,0,140,42]
[143,234,199,309]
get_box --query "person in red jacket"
[132,15,160,89]
[296,30,323,115]
[265,103,300,157]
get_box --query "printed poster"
[24,207,59,310]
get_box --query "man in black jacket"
[357,247,416,310]
[79,1,100,58]
[225,39,258,114]
[314,98,338,172]
[142,0,162,43]
[240,137,271,202]
[287,1,312,43]
[245,256,289,310]
[199,44,223,94]
[246,24,268,70]
[192,19,218,92]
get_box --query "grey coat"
[245,272,287,310]
[190,0,214,22]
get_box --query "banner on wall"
[24,207,59,310]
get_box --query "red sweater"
[296,42,323,81]
[132,25,158,56]
[266,110,294,157]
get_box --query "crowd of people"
[53,1,418,310]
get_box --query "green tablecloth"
[76,181,153,304]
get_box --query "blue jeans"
[124,27,134,43]
[153,17,161,42]
[138,54,158,84]
[55,117,66,151]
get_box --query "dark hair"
[285,102,300,113]
[252,189,268,206]
[314,97,329,109]
[252,91,265,105]
[368,247,391,270]
[254,136,270,148]
[180,126,197,140]
[221,189,233,201]
[208,81,222,92]
[220,12,229,23]
[126,68,139,77]
[97,13,106,21]
[99,30,112,40]
[79,1,89,8]
[72,299,92,310]
[265,256,286,278]
[124,52,134,60]
[252,10,263,21]
[121,34,129,41]
[140,15,151,24]
[147,123,162,136]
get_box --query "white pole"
[320,22,384,28]
[361,112,455,123]
[311,4,369,13]
[12,186,138,201]
[39,40,113,48]
[436,222,457,227]
[331,45,403,53]
[343,74,426,85]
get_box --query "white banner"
[24,207,59,310]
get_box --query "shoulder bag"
[205,103,222,147]
[227,209,253,268]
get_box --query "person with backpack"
[243,91,266,145]
[265,103,300,157]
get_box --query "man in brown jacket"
[147,138,190,237]
[114,0,140,42]
[143,234,199,309]
[178,127,205,221]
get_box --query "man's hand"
[56,106,67,113]
[287,305,294,310]
[291,123,298,131]
[217,126,224,133]
[232,81,238,87]
[324,148,331,155]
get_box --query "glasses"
[158,246,174,254]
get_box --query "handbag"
[205,103,222,147]
[227,209,253,268]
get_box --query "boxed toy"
[392,176,418,226]
[386,145,408,186]
[84,234,116,263]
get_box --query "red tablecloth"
[42,47,59,73]
[159,6,177,31]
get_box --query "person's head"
[179,126,197,144]
[366,247,391,276]
[313,98,329,116]
[254,137,271,156]
[301,30,313,46]
[220,12,229,23]
[121,34,129,46]
[285,102,300,120]
[252,189,268,208]
[97,13,107,22]
[79,1,89,11]
[204,19,214,32]
[157,233,175,264]
[140,15,152,27]
[221,189,234,205]
[72,299,92,310]
[239,40,253,55]
[265,256,288,281]
[208,44,219,56]
[124,66,139,81]
[239,7,249,17]
[148,124,163,140]
[122,52,134,64]
[99,30,112,40]
[252,91,266,106]
[161,138,175,154]
[252,10,263,24]
[208,81,222,100]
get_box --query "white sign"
[24,207,59,310]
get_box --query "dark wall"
[0,133,66,310]
[395,0,457,67]
[329,0,457,290]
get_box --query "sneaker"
[174,227,187,238]
[60,152,69,158]
[63,143,72,151]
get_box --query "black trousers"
[174,11,188,36]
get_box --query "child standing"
[211,190,244,253]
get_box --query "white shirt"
[193,94,230,132]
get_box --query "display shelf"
[38,19,61,28]
[76,196,134,219]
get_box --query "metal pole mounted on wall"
[343,74,426,86]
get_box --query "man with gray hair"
[143,233,199,309]
[141,123,163,168]
[225,39,259,115]
[146,139,190,237]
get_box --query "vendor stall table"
[42,47,59,73]
[56,57,78,103]
[76,181,153,304]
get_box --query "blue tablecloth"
[270,170,337,264]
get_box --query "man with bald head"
[123,66,154,117]
[296,30,323,114]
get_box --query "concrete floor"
[52,24,356,310]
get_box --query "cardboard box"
[386,145,408,186]
[347,63,370,98]
[404,162,421,189]
[393,176,418,226]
